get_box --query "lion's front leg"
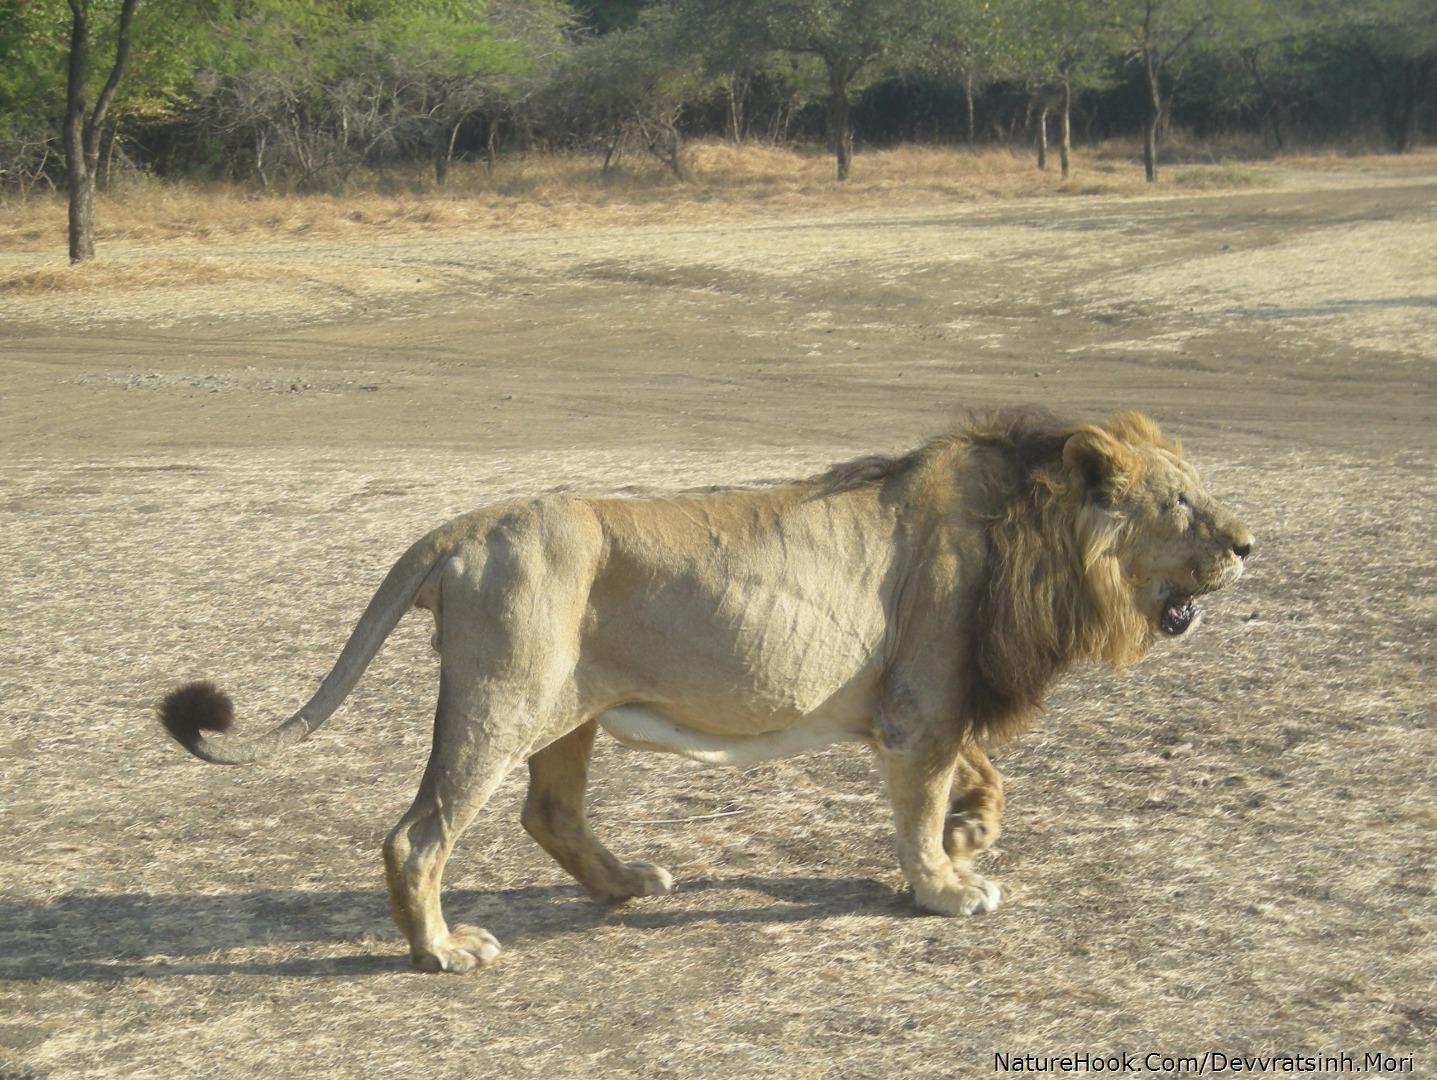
[878,743,1002,916]
[945,742,1005,861]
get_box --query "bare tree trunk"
[777,99,795,142]
[486,120,498,170]
[448,120,462,170]
[1036,103,1049,170]
[434,122,462,187]
[64,2,93,263]
[255,129,271,193]
[100,124,115,190]
[726,74,746,144]
[37,145,53,195]
[1246,53,1285,151]
[1142,47,1161,182]
[64,0,137,263]
[289,109,311,189]
[639,112,685,181]
[66,167,96,263]
[602,125,623,176]
[1143,113,1159,181]
[1266,107,1284,151]
[827,63,852,181]
[1059,81,1072,180]
[962,71,976,150]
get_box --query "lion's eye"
[1176,493,1190,509]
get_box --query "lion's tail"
[157,532,442,766]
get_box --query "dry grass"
[0,257,272,294]
[1267,147,1437,173]
[5,141,1426,266]
[1170,160,1279,190]
[0,442,1432,1079]
[0,140,1253,258]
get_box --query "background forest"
[1,0,1434,258]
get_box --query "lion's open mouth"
[1160,593,1199,636]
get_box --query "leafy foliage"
[0,0,1434,200]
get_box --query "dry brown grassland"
[7,138,1429,300]
[0,139,1276,262]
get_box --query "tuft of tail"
[154,676,313,766]
[156,527,446,766]
[158,680,235,752]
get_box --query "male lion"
[159,408,1253,973]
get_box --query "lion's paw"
[914,872,1002,917]
[595,861,675,903]
[624,860,676,896]
[412,925,501,974]
[947,811,1000,857]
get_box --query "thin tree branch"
[84,0,139,163]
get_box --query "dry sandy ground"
[0,161,1434,1079]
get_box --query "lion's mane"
[820,406,1180,742]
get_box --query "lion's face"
[1063,417,1253,641]
[1111,444,1254,638]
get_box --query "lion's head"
[1062,411,1253,644]
[958,408,1253,738]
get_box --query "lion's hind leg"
[523,720,675,903]
[945,742,1005,861]
[383,676,524,973]
[384,641,572,973]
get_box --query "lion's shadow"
[0,874,904,981]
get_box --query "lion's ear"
[1062,426,1136,503]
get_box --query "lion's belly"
[582,486,897,738]
[597,704,873,766]
[582,582,890,736]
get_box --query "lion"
[159,407,1253,973]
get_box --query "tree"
[1320,0,1437,152]
[568,0,649,35]
[1104,0,1226,181]
[480,0,576,163]
[683,0,941,180]
[1198,0,1313,149]
[1008,0,1116,178]
[919,0,1005,150]
[669,4,807,146]
[363,3,526,187]
[63,0,138,262]
[1,2,63,195]
[189,4,362,193]
[3,0,214,201]
[550,10,705,178]
[187,0,572,191]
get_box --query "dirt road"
[1,162,1433,1078]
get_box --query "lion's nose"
[1232,534,1253,560]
